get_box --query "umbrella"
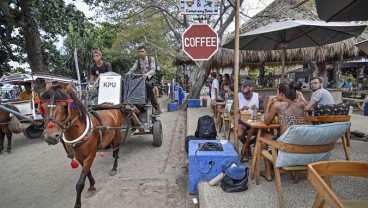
[356,40,368,55]
[315,0,368,22]
[223,18,367,81]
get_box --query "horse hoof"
[85,187,96,198]
[110,170,117,176]
[5,150,11,155]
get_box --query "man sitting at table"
[297,77,334,111]
[261,82,306,181]
[237,80,261,145]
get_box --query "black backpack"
[195,115,217,139]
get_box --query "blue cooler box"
[168,103,177,112]
[188,140,238,194]
[188,99,201,108]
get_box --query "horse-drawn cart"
[35,72,163,207]
[85,72,163,146]
[0,73,78,139]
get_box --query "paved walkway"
[186,104,368,208]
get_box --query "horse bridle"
[40,96,77,131]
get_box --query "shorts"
[238,119,250,130]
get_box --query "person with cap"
[209,71,220,117]
[297,77,334,111]
[89,50,112,83]
[236,79,261,145]
[127,46,161,114]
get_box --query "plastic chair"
[254,122,351,208]
[308,161,368,208]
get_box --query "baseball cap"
[242,79,253,87]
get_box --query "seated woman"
[261,82,306,181]
[225,84,234,101]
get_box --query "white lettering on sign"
[184,37,217,48]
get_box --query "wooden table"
[342,91,368,111]
[238,116,280,163]
[342,90,367,98]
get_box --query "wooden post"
[233,0,240,153]
[281,46,286,82]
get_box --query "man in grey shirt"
[303,77,334,111]
[127,46,161,114]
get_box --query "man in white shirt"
[237,80,261,156]
[210,71,220,117]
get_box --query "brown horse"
[39,85,124,208]
[0,104,20,154]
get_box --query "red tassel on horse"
[47,121,55,128]
[70,159,79,169]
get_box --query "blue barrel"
[173,85,184,105]
[364,102,368,116]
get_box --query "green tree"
[87,0,244,101]
[0,0,87,72]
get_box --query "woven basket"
[8,117,23,134]
[240,113,251,121]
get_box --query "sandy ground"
[0,96,195,208]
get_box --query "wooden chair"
[308,161,368,208]
[219,100,233,133]
[254,122,351,208]
[306,115,351,160]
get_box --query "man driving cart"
[127,46,161,115]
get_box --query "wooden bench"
[342,94,368,111]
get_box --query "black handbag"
[220,167,249,193]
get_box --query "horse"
[0,104,20,154]
[39,85,125,208]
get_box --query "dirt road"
[0,97,195,208]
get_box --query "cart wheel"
[23,125,44,139]
[152,120,163,147]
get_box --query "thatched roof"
[173,0,368,68]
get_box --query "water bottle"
[348,106,353,115]
[252,108,258,121]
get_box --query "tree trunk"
[20,0,45,72]
[178,62,210,110]
[259,61,265,87]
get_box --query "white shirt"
[211,79,219,100]
[238,92,259,114]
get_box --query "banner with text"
[180,0,219,15]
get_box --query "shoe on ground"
[153,110,162,115]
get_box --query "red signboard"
[182,24,219,61]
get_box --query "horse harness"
[40,97,113,160]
